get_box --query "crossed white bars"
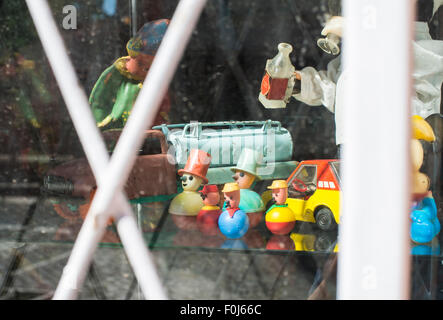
[26,0,207,299]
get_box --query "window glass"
[0,0,442,301]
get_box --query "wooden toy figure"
[228,148,265,227]
[265,180,296,235]
[169,149,211,221]
[89,19,171,129]
[218,182,249,239]
[197,184,222,236]
[410,115,440,244]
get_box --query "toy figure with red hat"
[89,19,170,129]
[265,180,296,235]
[218,182,249,239]
[169,149,212,223]
[197,184,223,236]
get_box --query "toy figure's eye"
[239,172,244,177]
[189,176,193,181]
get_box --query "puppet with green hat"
[225,148,265,227]
[89,19,171,129]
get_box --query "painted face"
[232,170,255,189]
[181,173,203,191]
[224,190,240,209]
[272,188,288,205]
[412,172,430,201]
[126,53,155,80]
[203,191,220,207]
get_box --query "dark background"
[0,0,440,196]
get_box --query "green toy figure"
[89,19,171,129]
[226,148,265,227]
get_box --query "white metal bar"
[53,0,206,298]
[337,0,414,299]
[81,0,208,227]
[24,0,177,300]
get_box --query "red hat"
[199,184,218,195]
[178,149,211,184]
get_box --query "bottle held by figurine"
[258,43,296,109]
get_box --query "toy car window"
[330,161,341,183]
[139,136,162,155]
[290,165,317,185]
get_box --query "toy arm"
[292,66,336,112]
[89,67,119,126]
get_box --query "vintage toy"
[89,19,170,129]
[218,182,249,239]
[196,184,222,236]
[228,148,265,227]
[169,149,211,220]
[153,120,298,183]
[265,180,296,235]
[263,159,341,231]
[258,12,443,148]
[410,115,440,244]
[44,120,297,222]
[258,42,296,109]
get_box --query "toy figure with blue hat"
[225,148,265,227]
[218,182,249,239]
[89,19,171,129]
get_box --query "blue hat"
[127,19,170,56]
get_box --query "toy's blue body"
[218,208,249,239]
[410,197,440,244]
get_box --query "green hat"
[230,148,262,180]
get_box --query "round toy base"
[171,214,198,231]
[266,220,295,235]
[197,211,222,236]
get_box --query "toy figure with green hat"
[89,19,171,129]
[224,148,265,227]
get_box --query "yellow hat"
[412,115,435,142]
[222,182,240,193]
[267,180,288,189]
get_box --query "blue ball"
[218,209,249,239]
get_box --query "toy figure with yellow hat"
[89,19,170,129]
[197,184,222,236]
[265,180,296,235]
[226,148,265,227]
[218,182,249,239]
[410,115,440,245]
[169,149,211,221]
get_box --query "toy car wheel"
[315,207,337,231]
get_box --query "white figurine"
[259,4,443,149]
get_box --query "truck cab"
[285,159,341,231]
